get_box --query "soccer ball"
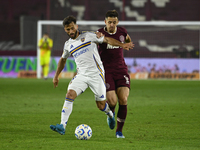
[75,124,92,140]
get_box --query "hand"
[53,77,59,88]
[122,42,134,51]
[96,31,104,38]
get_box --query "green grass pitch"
[0,78,199,150]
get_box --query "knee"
[119,97,128,105]
[107,97,117,107]
[66,89,77,100]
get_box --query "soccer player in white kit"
[50,16,134,135]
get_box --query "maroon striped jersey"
[98,27,128,73]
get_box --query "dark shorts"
[105,71,130,92]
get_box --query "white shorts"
[68,74,106,101]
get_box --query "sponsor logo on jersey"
[74,48,89,58]
[107,44,120,49]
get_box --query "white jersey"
[62,32,104,76]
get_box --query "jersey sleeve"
[122,27,128,37]
[61,41,70,58]
[87,32,104,44]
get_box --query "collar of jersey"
[104,27,117,35]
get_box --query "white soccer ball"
[75,124,92,140]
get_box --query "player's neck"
[105,27,117,35]
[76,32,80,39]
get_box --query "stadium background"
[0,0,200,79]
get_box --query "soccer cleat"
[116,131,125,138]
[107,112,115,129]
[50,124,65,135]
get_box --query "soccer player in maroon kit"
[98,10,133,138]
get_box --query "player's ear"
[116,20,119,25]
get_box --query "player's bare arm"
[103,36,134,50]
[124,34,134,50]
[53,57,67,88]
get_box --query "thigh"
[40,51,46,65]
[40,56,45,66]
[88,75,106,101]
[106,90,118,106]
[116,86,129,105]
[44,53,51,64]
[68,74,88,96]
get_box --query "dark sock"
[116,105,127,132]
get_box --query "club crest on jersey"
[119,35,125,43]
[106,83,110,90]
[81,38,85,42]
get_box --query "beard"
[68,30,78,39]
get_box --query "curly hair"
[63,16,77,27]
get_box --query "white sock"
[102,103,113,118]
[60,98,74,129]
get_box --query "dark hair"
[63,16,77,27]
[43,32,49,35]
[105,10,118,18]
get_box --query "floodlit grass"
[0,78,199,150]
